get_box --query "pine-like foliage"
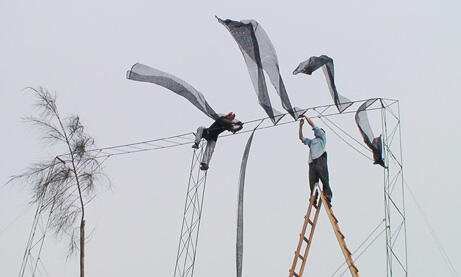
[10,87,108,276]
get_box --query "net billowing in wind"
[217,17,300,124]
[127,63,219,120]
[355,98,385,167]
[293,55,352,113]
[235,117,264,277]
[236,130,256,277]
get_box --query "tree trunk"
[80,219,85,277]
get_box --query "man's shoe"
[200,163,209,170]
[310,192,318,206]
[192,143,199,149]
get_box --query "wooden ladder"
[288,191,322,277]
[288,184,359,277]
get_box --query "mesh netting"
[293,55,352,113]
[355,98,385,167]
[218,17,300,123]
[127,63,219,120]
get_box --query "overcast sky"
[1,0,460,276]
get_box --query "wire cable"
[0,205,32,236]
[318,117,373,161]
[315,110,371,153]
[338,227,387,277]
[405,180,459,276]
[64,98,392,160]
[329,219,385,276]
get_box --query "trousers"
[309,152,332,200]
[195,126,216,166]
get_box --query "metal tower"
[18,160,57,277]
[173,141,208,277]
[380,99,408,277]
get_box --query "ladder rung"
[290,185,360,276]
[352,265,359,272]
[338,230,345,239]
[331,215,338,222]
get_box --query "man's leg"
[317,153,332,203]
[193,126,206,148]
[200,140,216,170]
[309,163,319,204]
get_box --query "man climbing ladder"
[290,116,359,277]
[298,115,332,205]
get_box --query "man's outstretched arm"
[303,115,326,140]
[222,118,243,125]
[303,115,315,128]
[299,119,305,141]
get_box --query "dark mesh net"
[293,55,352,113]
[355,98,385,167]
[236,130,256,277]
[127,63,219,120]
[217,17,299,123]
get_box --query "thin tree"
[10,87,108,277]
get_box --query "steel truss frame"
[18,171,55,277]
[20,98,407,277]
[380,99,408,277]
[174,141,208,277]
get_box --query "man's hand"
[231,124,243,134]
[300,118,304,126]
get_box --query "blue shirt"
[302,126,326,164]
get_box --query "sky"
[1,0,460,276]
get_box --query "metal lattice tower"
[18,177,55,277]
[173,141,208,277]
[380,99,408,277]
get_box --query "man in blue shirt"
[299,115,332,205]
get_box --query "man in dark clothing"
[193,112,243,170]
[298,115,332,205]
